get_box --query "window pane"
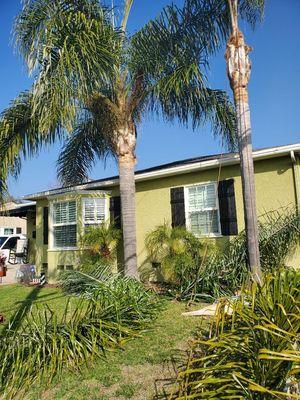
[54,225,77,248]
[4,228,14,235]
[95,198,106,222]
[188,186,205,211]
[53,201,76,224]
[189,210,219,235]
[205,184,217,208]
[2,237,18,250]
[84,199,95,222]
[83,198,105,224]
[188,184,216,211]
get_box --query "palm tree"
[169,0,264,283]
[224,0,264,284]
[0,0,236,278]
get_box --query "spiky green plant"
[0,269,159,399]
[146,208,300,301]
[145,222,211,286]
[80,223,121,265]
[189,207,300,300]
[172,269,300,399]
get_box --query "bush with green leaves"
[0,267,159,399]
[145,223,212,287]
[172,269,300,399]
[58,265,160,324]
[146,208,300,301]
[79,223,121,266]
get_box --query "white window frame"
[49,199,77,250]
[82,197,109,227]
[184,181,222,238]
[3,228,14,235]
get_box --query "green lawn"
[0,284,204,400]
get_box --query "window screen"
[83,198,106,226]
[52,200,77,248]
[186,183,220,236]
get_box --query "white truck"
[0,234,27,264]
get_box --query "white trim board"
[23,143,300,201]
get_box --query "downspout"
[290,150,300,210]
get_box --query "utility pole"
[225,0,262,284]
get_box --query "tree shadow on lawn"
[2,285,42,332]
[152,348,191,400]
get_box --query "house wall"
[0,202,27,235]
[135,155,299,274]
[31,154,300,280]
[0,216,27,236]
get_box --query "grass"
[0,284,74,325]
[0,284,203,399]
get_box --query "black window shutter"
[170,187,186,228]
[110,196,121,229]
[43,207,49,245]
[218,179,238,236]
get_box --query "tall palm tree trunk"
[225,0,262,284]
[116,122,138,279]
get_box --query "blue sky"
[0,0,299,198]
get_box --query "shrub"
[58,265,160,324]
[79,223,121,266]
[146,208,300,301]
[172,269,300,399]
[145,222,211,286]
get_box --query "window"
[0,237,7,247]
[82,198,106,226]
[185,183,221,236]
[16,227,22,234]
[4,228,14,235]
[2,236,19,250]
[52,200,77,248]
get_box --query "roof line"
[23,142,300,200]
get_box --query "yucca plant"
[172,269,300,399]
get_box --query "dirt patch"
[87,361,180,400]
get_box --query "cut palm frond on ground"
[172,269,300,399]
[0,270,159,399]
[180,207,300,301]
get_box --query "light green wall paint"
[135,156,298,272]
[31,155,300,278]
[292,154,300,208]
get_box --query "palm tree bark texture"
[225,0,262,284]
[115,124,138,279]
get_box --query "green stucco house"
[11,142,300,280]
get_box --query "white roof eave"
[23,142,300,201]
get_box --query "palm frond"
[129,1,237,150]
[0,91,61,198]
[168,207,300,301]
[57,112,115,186]
[172,269,299,399]
[14,0,120,133]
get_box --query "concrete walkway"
[0,264,20,285]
